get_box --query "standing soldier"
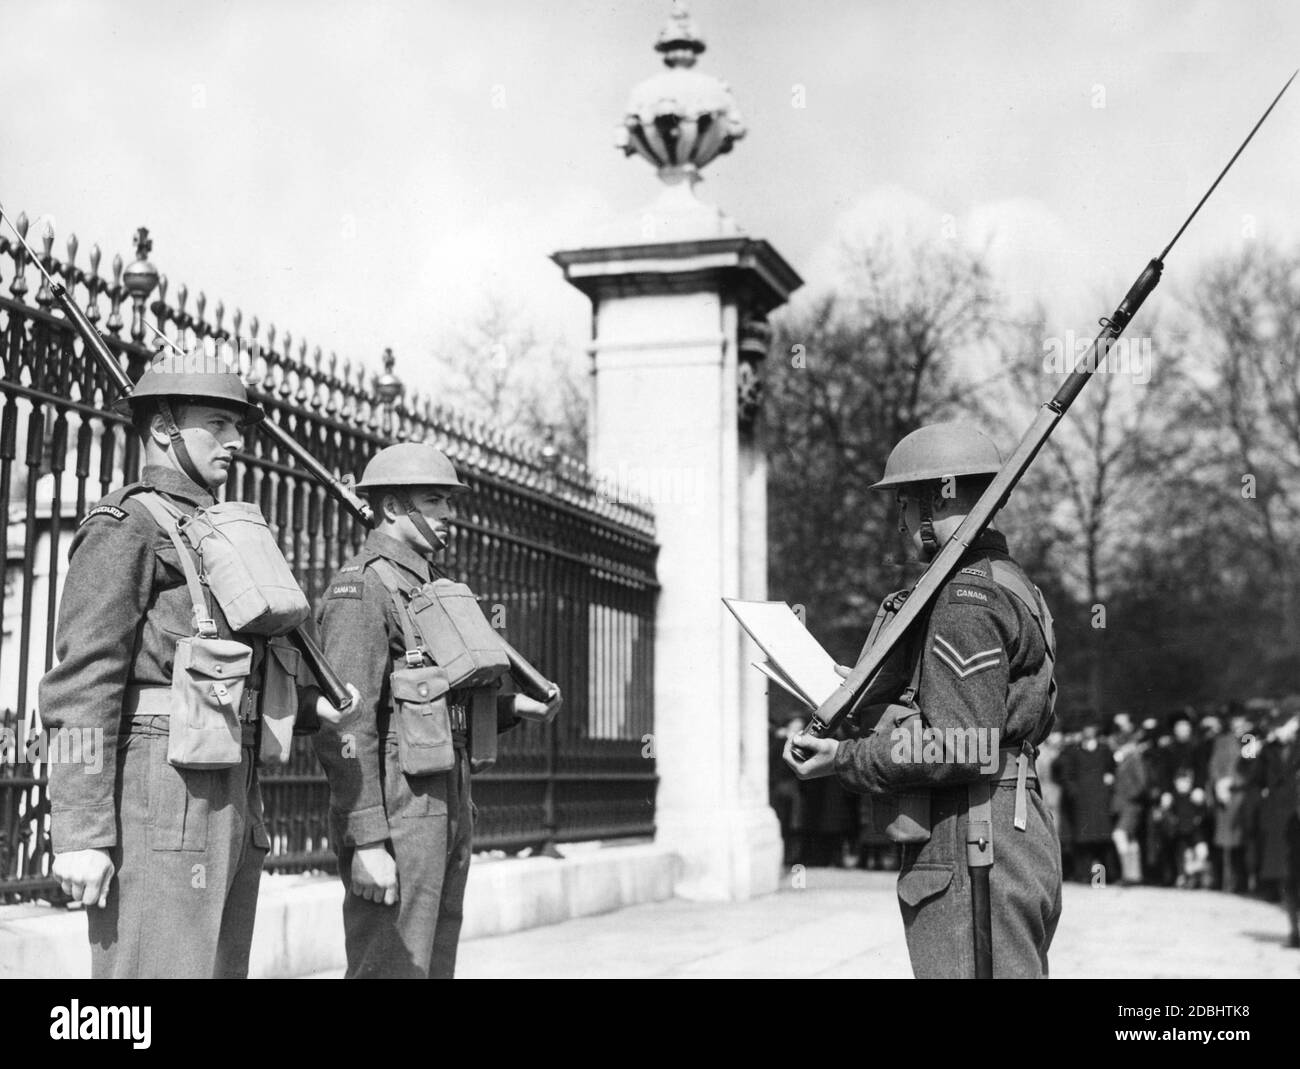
[784,422,1063,978]
[39,351,354,978]
[314,443,561,978]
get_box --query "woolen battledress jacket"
[311,530,517,849]
[834,531,1056,793]
[832,529,1062,978]
[37,466,314,853]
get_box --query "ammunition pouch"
[260,638,301,765]
[859,618,933,844]
[860,700,934,844]
[390,665,455,776]
[864,790,933,844]
[168,636,252,770]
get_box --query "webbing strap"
[857,589,908,661]
[135,491,216,638]
[1014,748,1030,830]
[367,557,425,666]
[966,779,994,868]
[989,559,1058,735]
[898,621,926,707]
[988,559,1056,661]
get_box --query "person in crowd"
[1152,764,1212,888]
[1058,719,1115,883]
[1109,716,1148,886]
[1209,707,1263,893]
[1258,704,1296,904]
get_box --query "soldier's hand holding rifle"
[782,662,849,779]
[783,732,838,780]
[513,688,564,724]
[315,683,362,727]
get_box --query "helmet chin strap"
[395,490,446,558]
[156,399,210,489]
[899,485,941,559]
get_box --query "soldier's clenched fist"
[52,848,115,908]
[351,843,399,906]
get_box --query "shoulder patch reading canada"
[326,581,365,600]
[932,633,1002,679]
[80,504,128,526]
[948,584,993,606]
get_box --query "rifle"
[796,70,1297,757]
[0,206,355,715]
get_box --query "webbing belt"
[124,684,261,722]
[988,559,1058,728]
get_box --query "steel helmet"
[354,443,471,494]
[871,422,1003,491]
[114,349,264,425]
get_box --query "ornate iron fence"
[0,214,658,902]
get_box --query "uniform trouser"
[88,717,269,978]
[337,745,474,978]
[894,780,1063,978]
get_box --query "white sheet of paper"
[723,598,844,706]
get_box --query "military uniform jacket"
[37,466,303,853]
[313,530,516,849]
[834,530,1055,794]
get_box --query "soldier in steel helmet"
[784,421,1063,978]
[38,349,353,978]
[313,442,561,978]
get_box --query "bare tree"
[991,304,1178,714]
[767,236,1001,662]
[426,291,589,460]
[1155,245,1300,693]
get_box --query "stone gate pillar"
[552,3,801,900]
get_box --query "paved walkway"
[307,867,1300,978]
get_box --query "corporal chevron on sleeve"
[932,633,1002,679]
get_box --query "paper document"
[722,598,844,709]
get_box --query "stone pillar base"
[656,801,782,901]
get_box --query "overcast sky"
[4,0,1298,401]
